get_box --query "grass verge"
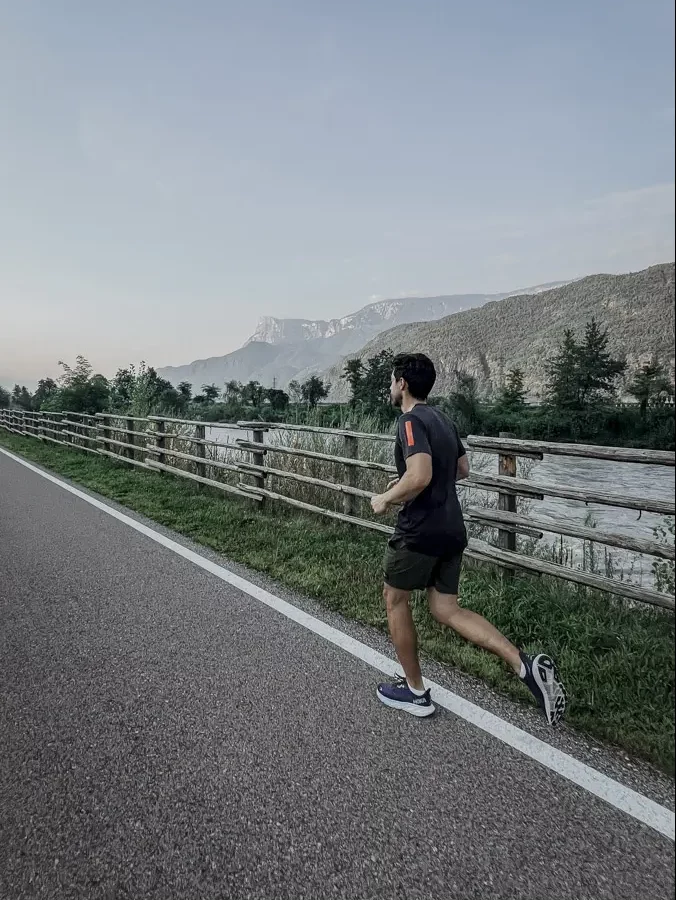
[1,430,674,774]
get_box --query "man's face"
[390,372,404,407]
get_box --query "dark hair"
[392,353,437,400]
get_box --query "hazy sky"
[1,0,674,385]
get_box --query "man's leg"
[377,540,436,716]
[428,581,567,726]
[377,582,435,716]
[427,587,521,674]
[383,584,424,690]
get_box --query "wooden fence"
[1,408,674,611]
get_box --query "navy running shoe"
[520,651,567,726]
[377,676,436,717]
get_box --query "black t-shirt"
[393,404,468,557]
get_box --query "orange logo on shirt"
[405,420,415,447]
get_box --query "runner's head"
[391,353,437,407]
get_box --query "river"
[207,425,674,585]
[515,455,674,582]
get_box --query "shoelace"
[391,675,427,695]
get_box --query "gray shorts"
[383,536,464,595]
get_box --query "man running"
[370,353,566,725]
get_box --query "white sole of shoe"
[532,654,567,726]
[376,689,436,717]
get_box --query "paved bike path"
[0,451,673,899]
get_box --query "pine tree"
[545,321,625,409]
[627,358,674,418]
[576,319,626,406]
[545,330,581,409]
[498,368,527,410]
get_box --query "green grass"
[1,430,674,774]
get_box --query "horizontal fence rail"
[1,408,674,610]
[466,435,676,466]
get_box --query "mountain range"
[157,281,570,390]
[322,262,675,401]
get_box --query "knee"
[383,585,409,614]
[429,592,460,625]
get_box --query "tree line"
[0,359,331,424]
[337,320,674,449]
[2,319,673,448]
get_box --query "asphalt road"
[1,451,674,900]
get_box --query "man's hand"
[372,457,432,514]
[371,493,391,516]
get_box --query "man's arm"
[377,454,432,509]
[371,413,433,515]
[455,422,469,481]
[457,454,470,480]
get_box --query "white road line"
[1,445,674,841]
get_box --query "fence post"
[85,415,94,450]
[251,427,267,505]
[126,417,135,460]
[343,433,358,517]
[497,430,517,578]
[155,418,166,470]
[101,416,110,454]
[194,423,206,486]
